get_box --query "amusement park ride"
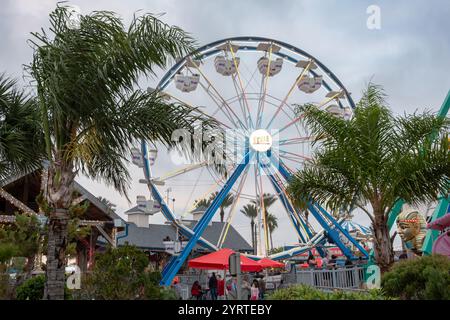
[128,37,449,286]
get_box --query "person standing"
[322,255,329,269]
[209,272,218,300]
[242,275,251,300]
[226,277,237,300]
[328,255,337,269]
[191,281,203,300]
[217,274,225,300]
[258,277,266,300]
[250,280,260,300]
[307,253,317,268]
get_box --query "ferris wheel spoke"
[259,160,309,243]
[188,63,249,131]
[163,92,233,130]
[227,43,254,129]
[278,136,316,146]
[265,59,314,130]
[277,90,346,135]
[256,45,273,128]
[278,113,306,134]
[217,165,251,248]
[153,162,208,183]
[243,62,260,93]
[252,163,262,256]
[256,156,270,256]
[275,149,312,162]
[264,153,317,235]
[230,76,249,128]
[196,78,240,129]
[317,90,345,109]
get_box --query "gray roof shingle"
[117,220,252,253]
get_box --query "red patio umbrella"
[188,248,262,272]
[257,257,285,269]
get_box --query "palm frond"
[0,74,44,180]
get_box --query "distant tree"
[266,213,279,250]
[193,198,212,209]
[240,203,258,252]
[209,191,235,222]
[251,193,277,249]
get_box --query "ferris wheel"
[132,37,368,286]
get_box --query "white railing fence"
[283,267,366,290]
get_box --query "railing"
[167,266,367,301]
[283,266,366,290]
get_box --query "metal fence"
[176,266,366,299]
[283,267,366,290]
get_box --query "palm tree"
[240,203,258,253]
[0,74,44,216]
[287,84,449,272]
[27,5,212,299]
[266,213,278,251]
[0,74,44,181]
[209,191,234,222]
[193,198,212,209]
[251,193,277,251]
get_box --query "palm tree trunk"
[254,224,258,255]
[24,253,36,279]
[270,231,274,252]
[44,162,75,300]
[220,208,224,222]
[372,209,394,273]
[250,220,255,254]
[44,209,69,299]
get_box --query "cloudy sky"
[1,0,449,250]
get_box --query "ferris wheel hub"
[249,129,273,152]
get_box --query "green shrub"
[16,275,72,300]
[16,275,45,300]
[158,287,178,300]
[381,254,450,300]
[140,272,177,300]
[0,273,10,299]
[80,245,172,300]
[267,284,389,300]
[82,245,148,299]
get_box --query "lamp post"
[165,187,172,204]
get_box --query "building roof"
[0,166,121,222]
[117,220,253,253]
[124,205,146,215]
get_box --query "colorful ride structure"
[131,37,416,286]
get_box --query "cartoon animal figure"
[396,209,427,254]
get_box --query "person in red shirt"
[191,281,202,300]
[217,275,225,300]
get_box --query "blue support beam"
[315,204,369,258]
[266,151,327,256]
[260,162,308,243]
[265,151,313,238]
[267,152,366,259]
[160,149,252,286]
[307,204,354,259]
[141,141,216,251]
